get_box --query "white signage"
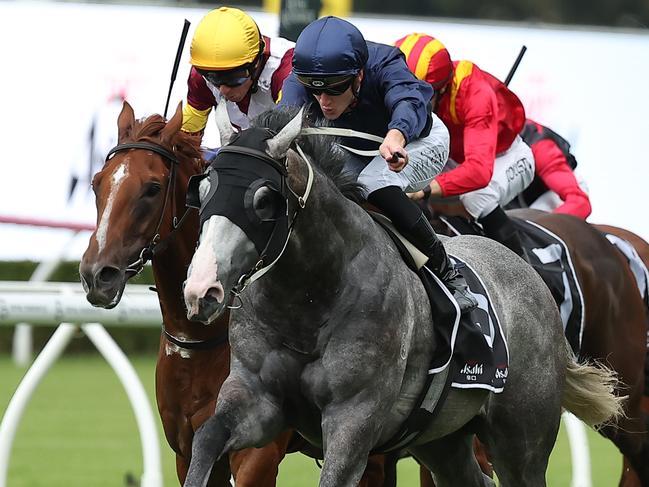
[0,2,647,259]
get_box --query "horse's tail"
[561,341,626,429]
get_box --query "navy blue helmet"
[292,17,369,78]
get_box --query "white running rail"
[0,282,163,487]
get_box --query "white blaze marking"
[96,161,129,253]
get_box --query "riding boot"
[368,186,478,313]
[479,206,526,259]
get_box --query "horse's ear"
[117,101,135,142]
[214,98,237,145]
[266,108,304,159]
[161,102,183,144]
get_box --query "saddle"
[369,212,509,453]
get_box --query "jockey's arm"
[181,67,218,143]
[434,85,498,198]
[534,139,592,219]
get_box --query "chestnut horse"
[593,224,649,487]
[418,202,649,487]
[78,101,386,486]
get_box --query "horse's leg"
[408,430,495,487]
[176,449,232,486]
[473,437,493,478]
[316,402,390,487]
[358,454,388,487]
[419,465,435,487]
[417,436,493,487]
[479,393,560,487]
[228,430,293,487]
[620,457,642,487]
[184,374,286,487]
[599,418,649,486]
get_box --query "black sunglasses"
[297,74,355,96]
[198,67,251,88]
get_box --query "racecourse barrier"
[0,281,163,487]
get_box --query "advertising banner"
[1,2,647,259]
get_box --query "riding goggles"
[198,67,251,88]
[296,74,355,96]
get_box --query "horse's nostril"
[97,266,120,285]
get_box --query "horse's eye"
[253,186,279,221]
[144,183,162,198]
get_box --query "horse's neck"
[258,179,372,319]
[152,175,228,339]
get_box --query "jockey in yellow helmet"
[182,7,294,140]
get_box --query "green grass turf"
[0,353,623,486]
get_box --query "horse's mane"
[126,114,205,171]
[252,106,365,203]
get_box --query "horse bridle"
[212,143,314,303]
[104,141,193,276]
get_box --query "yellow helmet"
[190,7,261,70]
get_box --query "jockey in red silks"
[181,7,294,142]
[396,33,534,257]
[515,120,591,220]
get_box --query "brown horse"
[419,202,649,486]
[593,223,649,487]
[78,101,387,486]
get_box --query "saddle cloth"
[370,214,509,392]
[369,215,509,452]
[442,215,585,355]
[604,233,649,354]
[605,234,649,311]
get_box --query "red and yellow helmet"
[395,33,453,90]
[190,7,261,70]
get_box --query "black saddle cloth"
[440,215,585,355]
[370,216,509,453]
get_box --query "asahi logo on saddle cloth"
[460,363,484,376]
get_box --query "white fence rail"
[0,282,163,487]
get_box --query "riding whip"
[504,45,527,87]
[164,19,191,119]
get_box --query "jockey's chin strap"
[229,143,314,303]
[299,127,383,157]
[104,141,194,277]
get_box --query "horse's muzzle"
[185,287,225,324]
[79,262,125,308]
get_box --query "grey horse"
[182,104,623,487]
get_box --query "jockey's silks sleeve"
[271,48,294,104]
[435,62,525,197]
[377,44,433,143]
[182,67,217,134]
[533,138,592,219]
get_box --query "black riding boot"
[479,206,525,258]
[368,186,478,313]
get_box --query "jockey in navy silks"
[278,16,477,312]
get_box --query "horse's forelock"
[125,114,203,171]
